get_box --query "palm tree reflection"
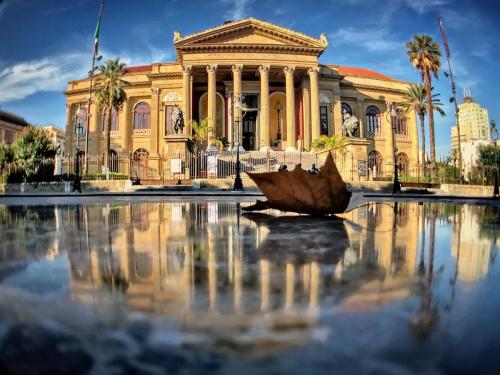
[411,205,438,338]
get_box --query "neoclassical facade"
[65,18,419,178]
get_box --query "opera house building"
[65,18,419,179]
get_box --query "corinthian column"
[232,64,243,148]
[182,65,192,136]
[357,97,365,138]
[284,66,296,150]
[308,67,320,143]
[259,65,270,150]
[150,87,160,154]
[65,104,74,158]
[206,64,218,150]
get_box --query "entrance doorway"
[242,111,257,150]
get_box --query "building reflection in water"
[1,201,498,349]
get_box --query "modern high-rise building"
[451,89,490,149]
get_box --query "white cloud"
[0,52,89,102]
[403,0,448,13]
[0,45,174,103]
[330,27,403,53]
[221,0,255,20]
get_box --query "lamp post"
[275,101,282,141]
[390,103,401,194]
[233,116,244,191]
[73,105,84,193]
[233,94,244,191]
[491,120,499,198]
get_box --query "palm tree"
[406,35,441,178]
[95,58,127,171]
[401,83,445,176]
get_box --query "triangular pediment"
[174,18,327,50]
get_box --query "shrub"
[13,126,58,182]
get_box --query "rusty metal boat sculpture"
[244,153,352,215]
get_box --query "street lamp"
[233,95,244,191]
[390,103,401,194]
[275,101,282,141]
[73,104,84,193]
[491,120,499,198]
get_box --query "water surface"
[0,200,499,374]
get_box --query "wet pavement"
[0,199,499,374]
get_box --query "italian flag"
[93,1,104,57]
[93,15,101,56]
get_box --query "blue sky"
[0,0,499,157]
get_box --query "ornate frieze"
[162,91,183,102]
[133,129,151,136]
[319,93,330,103]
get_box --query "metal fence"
[3,150,498,186]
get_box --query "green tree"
[0,144,14,171]
[94,58,127,171]
[400,83,445,170]
[311,135,342,151]
[187,118,224,154]
[406,35,442,178]
[13,126,58,182]
[477,144,500,167]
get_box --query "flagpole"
[438,17,463,184]
[84,0,104,174]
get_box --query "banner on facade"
[358,160,367,177]
[207,155,217,175]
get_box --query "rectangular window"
[5,130,14,144]
[320,106,328,136]
[394,117,407,135]
[165,105,173,135]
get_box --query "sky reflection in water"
[0,201,499,373]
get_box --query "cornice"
[340,82,406,95]
[177,44,323,56]
[175,18,326,49]
[147,72,183,79]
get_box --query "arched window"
[74,107,88,134]
[133,148,149,160]
[368,150,383,178]
[341,102,352,115]
[397,152,409,176]
[101,108,119,131]
[394,116,408,135]
[109,150,118,173]
[133,102,151,129]
[366,105,381,133]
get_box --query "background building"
[43,126,66,157]
[451,89,490,150]
[0,109,29,145]
[65,18,419,180]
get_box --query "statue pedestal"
[164,134,189,158]
[324,137,370,182]
[164,134,190,180]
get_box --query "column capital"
[150,87,160,96]
[283,66,295,75]
[258,65,270,74]
[308,66,320,75]
[182,65,192,74]
[232,64,243,73]
[206,64,218,74]
[356,96,365,103]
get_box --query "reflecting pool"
[0,200,499,374]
